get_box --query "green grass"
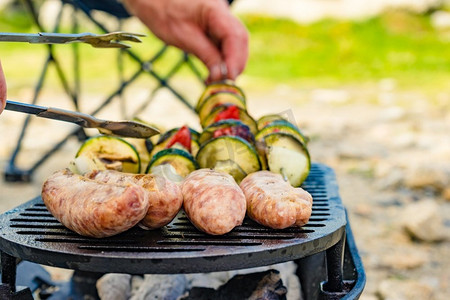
[242,10,450,90]
[1,7,449,93]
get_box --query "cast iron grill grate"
[0,163,346,274]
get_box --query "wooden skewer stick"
[280,168,289,182]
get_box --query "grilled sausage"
[86,170,183,229]
[182,169,246,235]
[41,169,149,238]
[240,171,313,229]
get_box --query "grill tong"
[0,31,145,48]
[5,100,160,138]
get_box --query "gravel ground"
[1,2,449,298]
[1,78,449,299]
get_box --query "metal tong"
[0,31,145,48]
[5,100,160,139]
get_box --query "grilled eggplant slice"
[201,104,257,134]
[75,136,141,173]
[198,119,254,146]
[146,148,198,177]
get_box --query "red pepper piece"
[165,125,191,152]
[214,105,240,122]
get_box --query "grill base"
[0,163,366,299]
[0,217,365,300]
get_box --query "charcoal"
[181,270,287,300]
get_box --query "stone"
[354,203,372,217]
[375,168,404,190]
[130,274,187,300]
[185,273,227,290]
[404,164,449,191]
[337,144,379,160]
[359,294,379,300]
[377,279,433,300]
[380,251,428,270]
[96,273,131,300]
[400,199,447,242]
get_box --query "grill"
[0,163,366,299]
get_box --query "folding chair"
[4,0,206,182]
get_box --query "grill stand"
[0,164,366,299]
[0,253,104,300]
[0,220,364,300]
[0,252,32,300]
[4,0,204,182]
[324,231,346,293]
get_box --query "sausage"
[86,170,183,229]
[41,169,149,238]
[239,171,313,229]
[181,169,246,235]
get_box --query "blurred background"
[0,0,449,299]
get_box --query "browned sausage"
[181,169,246,235]
[86,170,183,229]
[240,171,313,229]
[41,169,149,238]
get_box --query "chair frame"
[4,0,204,182]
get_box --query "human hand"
[0,60,6,114]
[123,0,248,83]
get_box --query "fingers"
[165,24,224,83]
[206,6,249,81]
[221,21,249,80]
[123,0,249,83]
[163,1,248,83]
[0,60,6,114]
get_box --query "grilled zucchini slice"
[196,80,245,112]
[197,92,246,124]
[257,114,286,130]
[196,136,261,176]
[213,159,247,184]
[76,136,141,173]
[263,132,310,187]
[256,119,308,145]
[124,138,152,174]
[146,148,199,177]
